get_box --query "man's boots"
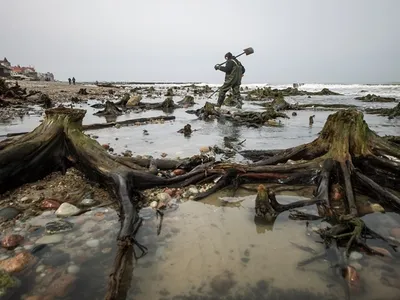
[235,97,243,109]
[216,95,225,107]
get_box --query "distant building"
[1,57,56,81]
[37,72,55,81]
[10,65,38,80]
[0,57,12,77]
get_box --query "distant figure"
[72,77,76,85]
[214,52,246,109]
[309,115,315,126]
[68,78,71,85]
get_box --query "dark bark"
[93,100,123,117]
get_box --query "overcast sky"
[1,0,399,84]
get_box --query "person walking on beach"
[72,77,76,85]
[214,52,245,109]
[68,78,71,85]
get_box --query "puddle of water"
[127,193,400,300]
[1,190,400,300]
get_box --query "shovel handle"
[207,87,220,99]
[216,51,245,66]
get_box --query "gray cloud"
[1,0,399,83]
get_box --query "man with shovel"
[210,47,254,108]
[214,52,246,109]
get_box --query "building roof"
[12,66,36,73]
[0,63,11,70]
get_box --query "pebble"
[40,199,61,210]
[172,169,186,176]
[199,146,211,154]
[23,244,34,251]
[0,254,10,261]
[13,247,24,253]
[30,244,48,255]
[370,246,393,258]
[391,228,400,239]
[80,198,99,207]
[41,211,54,217]
[157,193,171,203]
[0,251,36,273]
[150,201,158,209]
[20,196,29,202]
[35,234,64,244]
[349,251,363,261]
[188,187,199,195]
[45,220,74,234]
[311,226,319,233]
[86,239,100,248]
[80,220,98,232]
[138,207,156,220]
[42,250,70,266]
[1,234,24,249]
[67,264,80,274]
[55,203,80,217]
[36,265,45,273]
[0,207,21,222]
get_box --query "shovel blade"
[243,47,254,56]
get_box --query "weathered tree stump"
[94,100,123,117]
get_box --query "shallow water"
[1,83,398,160]
[5,188,400,300]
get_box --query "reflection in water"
[253,215,278,233]
[124,195,400,300]
[104,115,118,123]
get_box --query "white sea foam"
[120,82,400,98]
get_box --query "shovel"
[216,47,254,66]
[208,47,254,99]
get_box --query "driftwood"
[245,86,342,101]
[355,94,396,103]
[366,102,400,119]
[137,97,181,111]
[0,115,177,138]
[1,108,400,298]
[186,102,288,126]
[0,79,52,108]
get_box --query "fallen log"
[355,94,396,103]
[0,115,177,138]
[83,115,176,131]
[366,102,400,119]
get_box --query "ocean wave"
[122,82,400,98]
